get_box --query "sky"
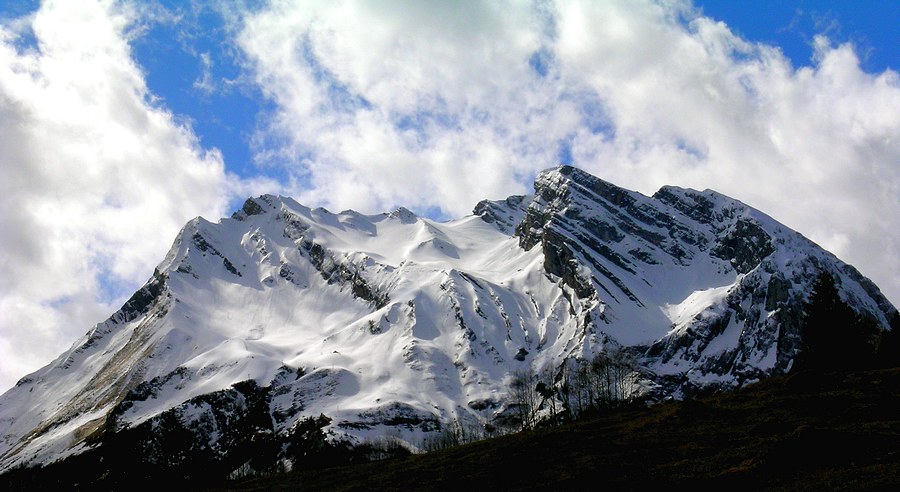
[0,0,897,394]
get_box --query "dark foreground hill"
[222,367,900,491]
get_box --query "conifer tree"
[876,311,900,368]
[798,272,874,370]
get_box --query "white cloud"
[236,0,571,215]
[235,0,900,310]
[193,51,215,95]
[0,0,271,393]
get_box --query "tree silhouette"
[798,272,875,370]
[509,368,540,430]
[877,311,900,368]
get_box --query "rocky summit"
[0,166,895,478]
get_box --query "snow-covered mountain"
[1,165,895,474]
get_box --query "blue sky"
[137,0,898,205]
[698,1,897,73]
[0,0,897,393]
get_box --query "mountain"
[0,165,895,479]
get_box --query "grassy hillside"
[222,368,900,491]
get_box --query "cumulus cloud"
[236,0,571,215]
[234,0,900,308]
[0,0,269,392]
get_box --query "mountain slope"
[0,166,895,476]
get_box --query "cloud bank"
[235,0,899,308]
[0,0,262,391]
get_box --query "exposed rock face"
[0,165,895,478]
[473,195,528,235]
[511,166,893,394]
[711,218,776,274]
[113,269,169,325]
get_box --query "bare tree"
[536,365,559,423]
[608,348,639,404]
[509,368,540,430]
[559,360,593,418]
[506,349,642,431]
[421,418,487,452]
[591,347,639,407]
[557,348,641,418]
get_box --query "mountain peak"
[388,206,418,224]
[533,165,647,212]
[537,164,589,180]
[231,194,285,221]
